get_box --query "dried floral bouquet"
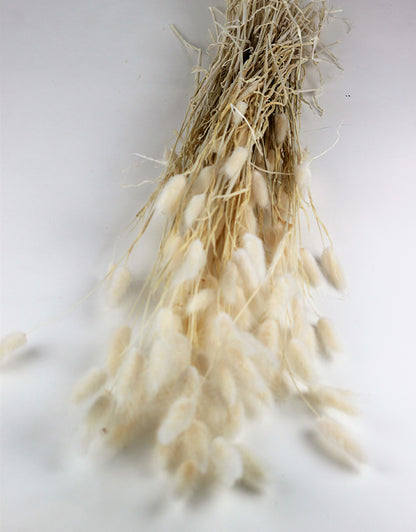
[1,0,363,492]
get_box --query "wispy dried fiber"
[73,0,358,491]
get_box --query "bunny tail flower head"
[71,0,360,492]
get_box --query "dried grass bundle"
[70,0,359,491]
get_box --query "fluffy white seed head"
[210,437,243,486]
[184,420,211,473]
[287,338,313,381]
[220,261,241,306]
[186,288,216,315]
[223,147,248,187]
[174,460,201,494]
[154,307,183,337]
[291,294,306,336]
[251,170,270,209]
[256,319,280,351]
[172,239,207,287]
[320,247,346,291]
[315,317,340,354]
[106,325,131,376]
[147,334,191,397]
[157,396,196,446]
[156,174,187,215]
[116,348,145,398]
[302,324,318,355]
[294,160,311,189]
[275,113,289,145]
[242,233,267,281]
[238,446,265,491]
[72,367,107,403]
[0,331,27,359]
[267,274,295,319]
[233,248,260,294]
[226,346,272,410]
[181,366,201,398]
[87,392,113,428]
[300,248,322,287]
[316,416,364,464]
[162,234,184,268]
[194,166,215,194]
[308,385,357,415]
[217,364,237,407]
[109,266,132,306]
[223,401,245,437]
[232,101,249,126]
[184,193,206,229]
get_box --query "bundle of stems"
[70,0,362,492]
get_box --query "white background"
[1,1,416,530]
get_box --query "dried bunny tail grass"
[193,166,215,194]
[171,239,207,287]
[307,385,357,415]
[316,416,364,465]
[157,396,196,446]
[174,460,201,494]
[223,147,249,184]
[184,193,206,229]
[210,437,243,487]
[256,318,280,351]
[232,101,249,126]
[291,294,307,336]
[275,113,289,146]
[217,363,237,407]
[302,324,318,356]
[72,367,107,403]
[242,233,266,281]
[223,400,245,437]
[315,317,340,354]
[78,0,350,486]
[294,160,312,189]
[183,420,211,473]
[108,266,132,306]
[299,248,322,287]
[146,334,191,398]
[251,170,270,209]
[116,348,145,397]
[186,288,216,315]
[219,261,241,306]
[153,307,183,336]
[162,234,184,268]
[0,331,27,359]
[320,247,346,291]
[106,325,131,376]
[156,173,187,215]
[233,248,260,293]
[86,391,113,429]
[287,338,314,381]
[237,445,266,491]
